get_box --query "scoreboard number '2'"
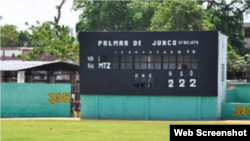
[168,79,196,88]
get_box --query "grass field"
[1,120,249,141]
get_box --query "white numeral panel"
[168,79,174,88]
[167,79,196,88]
[190,79,196,87]
[179,79,185,87]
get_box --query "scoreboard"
[79,31,227,96]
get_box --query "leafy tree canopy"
[199,0,250,55]
[150,0,215,31]
[73,0,159,32]
[18,0,79,61]
[18,21,79,61]
[1,24,20,47]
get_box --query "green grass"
[72,111,80,118]
[1,120,245,141]
[1,120,170,141]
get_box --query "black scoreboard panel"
[79,31,218,96]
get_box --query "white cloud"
[0,0,81,36]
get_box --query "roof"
[0,47,33,50]
[0,61,79,71]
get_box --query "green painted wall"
[226,84,250,103]
[226,89,236,103]
[234,84,250,103]
[1,83,71,118]
[221,103,250,120]
[81,95,218,120]
[223,84,250,120]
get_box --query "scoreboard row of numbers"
[86,55,198,70]
[114,49,197,55]
[134,78,197,88]
[134,73,196,88]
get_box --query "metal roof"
[0,61,79,71]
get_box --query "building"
[0,47,58,61]
[0,47,33,61]
[0,61,80,100]
[243,23,250,48]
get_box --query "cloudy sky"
[0,0,250,36]
[0,0,81,36]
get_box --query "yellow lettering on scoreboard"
[48,93,70,104]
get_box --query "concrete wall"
[1,83,71,118]
[221,103,250,119]
[222,84,250,119]
[81,95,218,120]
[234,84,250,103]
[226,89,236,103]
[217,32,228,119]
[226,84,250,103]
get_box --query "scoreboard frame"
[79,31,227,96]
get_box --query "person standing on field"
[75,100,81,117]
[71,99,75,117]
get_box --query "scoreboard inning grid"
[79,31,219,96]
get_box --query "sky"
[0,0,250,36]
[0,0,81,36]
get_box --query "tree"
[73,0,159,32]
[127,1,159,31]
[18,21,78,61]
[1,24,19,47]
[197,0,250,79]
[54,0,65,24]
[233,54,250,80]
[199,0,250,55]
[150,1,215,31]
[18,0,79,61]
[227,44,240,79]
[73,1,131,32]
[18,30,30,47]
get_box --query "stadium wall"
[1,83,71,118]
[81,95,218,120]
[221,84,250,119]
